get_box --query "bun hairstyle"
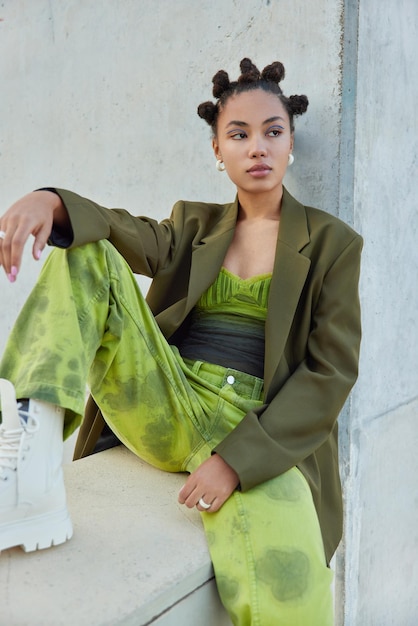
[197,58,309,134]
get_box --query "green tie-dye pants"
[0,241,333,625]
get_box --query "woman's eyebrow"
[263,116,286,125]
[225,116,286,128]
[226,120,249,128]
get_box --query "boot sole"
[0,507,73,553]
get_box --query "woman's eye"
[230,132,247,140]
[267,128,283,137]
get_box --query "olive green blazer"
[54,186,362,563]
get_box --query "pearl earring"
[216,159,226,172]
[288,154,295,166]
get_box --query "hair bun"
[288,94,309,116]
[197,101,217,125]
[238,57,261,84]
[212,70,231,98]
[261,61,285,84]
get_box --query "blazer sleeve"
[49,188,183,277]
[214,234,363,491]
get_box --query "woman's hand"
[0,190,69,282]
[178,453,240,513]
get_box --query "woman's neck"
[237,187,283,221]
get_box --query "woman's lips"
[247,164,272,177]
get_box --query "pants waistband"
[183,358,264,401]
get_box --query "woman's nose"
[249,136,267,158]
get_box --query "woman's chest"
[222,219,279,279]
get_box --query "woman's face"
[212,89,294,199]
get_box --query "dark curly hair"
[197,58,308,135]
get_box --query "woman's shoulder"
[305,204,361,241]
[281,187,362,250]
[169,198,238,232]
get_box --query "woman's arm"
[0,187,180,282]
[51,188,179,277]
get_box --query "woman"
[0,58,362,625]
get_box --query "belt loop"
[191,360,203,375]
[250,377,256,399]
[252,377,264,400]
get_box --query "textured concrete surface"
[340,1,418,624]
[0,446,231,626]
[354,400,418,626]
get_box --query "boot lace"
[0,404,39,480]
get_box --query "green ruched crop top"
[178,267,271,378]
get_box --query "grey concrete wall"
[1,1,417,624]
[343,0,418,624]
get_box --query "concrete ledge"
[0,446,232,626]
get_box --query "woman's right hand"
[0,190,69,282]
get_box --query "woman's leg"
[0,242,115,438]
[183,364,334,626]
[0,241,204,553]
[0,241,203,458]
[201,470,334,626]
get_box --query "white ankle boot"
[0,378,73,553]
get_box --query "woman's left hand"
[178,454,239,513]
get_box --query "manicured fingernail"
[35,250,42,260]
[7,273,16,283]
[11,266,18,276]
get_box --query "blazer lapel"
[185,199,238,312]
[264,188,311,392]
